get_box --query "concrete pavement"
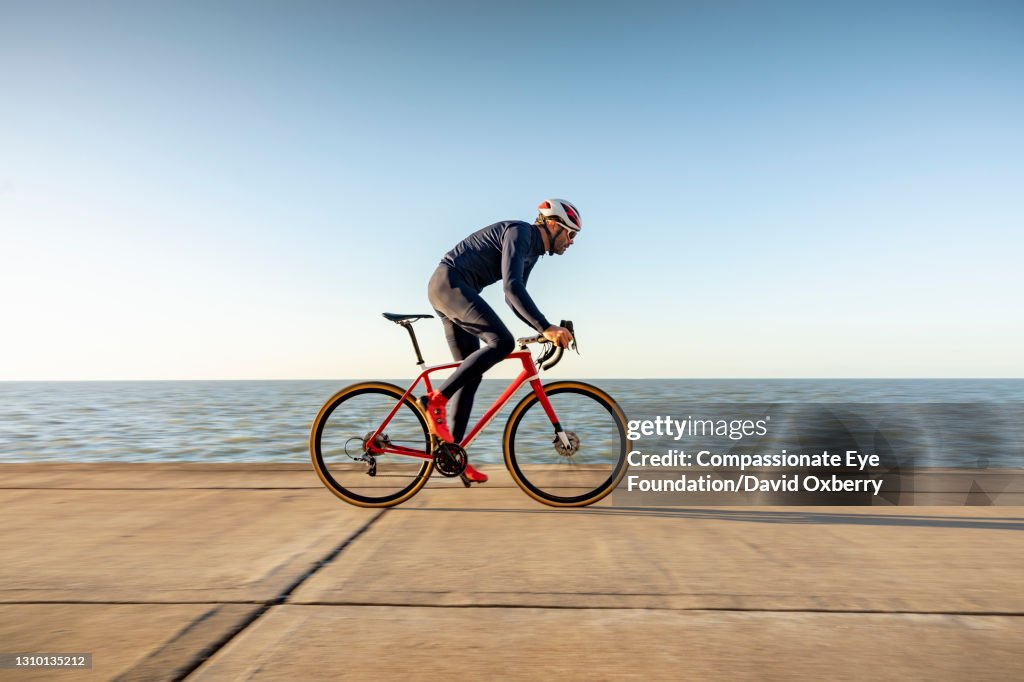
[0,463,1022,680]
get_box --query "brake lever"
[537,320,578,371]
[562,320,579,354]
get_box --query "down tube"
[460,370,534,448]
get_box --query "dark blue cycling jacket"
[439,220,550,332]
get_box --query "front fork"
[529,379,571,447]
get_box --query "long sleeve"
[501,225,550,332]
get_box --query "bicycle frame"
[365,350,561,459]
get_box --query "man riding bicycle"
[423,199,581,484]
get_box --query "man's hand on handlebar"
[543,325,574,348]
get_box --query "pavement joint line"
[172,508,389,681]
[112,605,265,682]
[0,600,276,605]
[3,600,1022,617]
[288,603,1024,616]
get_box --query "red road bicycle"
[310,313,630,507]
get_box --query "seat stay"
[365,364,459,454]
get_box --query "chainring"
[433,442,468,477]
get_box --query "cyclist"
[423,199,580,483]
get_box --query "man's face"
[549,220,577,255]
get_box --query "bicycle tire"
[503,381,630,507]
[310,382,433,507]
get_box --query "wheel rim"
[313,385,431,506]
[506,384,629,506]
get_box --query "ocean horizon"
[2,379,1022,466]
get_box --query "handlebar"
[516,320,577,372]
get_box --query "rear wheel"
[310,382,433,507]
[503,381,630,507]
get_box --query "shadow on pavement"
[394,506,1024,530]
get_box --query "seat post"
[401,321,426,366]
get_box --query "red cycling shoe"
[421,391,454,444]
[461,463,489,485]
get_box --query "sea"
[1,380,1022,467]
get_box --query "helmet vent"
[561,203,581,228]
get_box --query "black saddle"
[382,312,434,324]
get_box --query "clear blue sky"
[1,0,1021,379]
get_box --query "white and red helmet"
[537,198,582,232]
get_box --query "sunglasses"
[555,220,580,239]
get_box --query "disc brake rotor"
[553,431,581,457]
[363,431,390,451]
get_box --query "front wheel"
[503,381,630,507]
[310,382,433,508]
